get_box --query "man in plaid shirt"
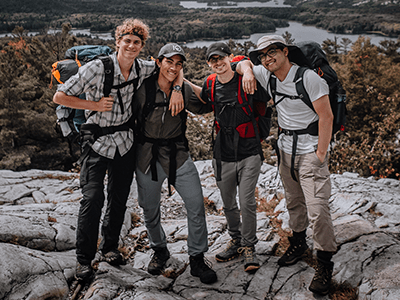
[53,18,184,282]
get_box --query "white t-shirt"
[253,64,329,155]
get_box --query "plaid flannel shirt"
[57,52,156,159]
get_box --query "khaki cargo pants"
[279,149,337,252]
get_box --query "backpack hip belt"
[276,121,318,182]
[76,122,132,165]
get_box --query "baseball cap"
[158,43,186,61]
[249,35,297,65]
[206,42,232,61]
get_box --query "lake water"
[183,21,399,48]
[1,1,397,47]
[179,0,291,9]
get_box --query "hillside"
[0,0,399,40]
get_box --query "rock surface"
[0,162,399,299]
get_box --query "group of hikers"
[53,17,337,296]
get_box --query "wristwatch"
[172,85,182,93]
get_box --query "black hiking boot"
[238,246,260,273]
[147,247,170,275]
[278,234,308,266]
[309,259,334,295]
[215,238,241,262]
[75,262,94,282]
[190,253,218,284]
[101,249,126,266]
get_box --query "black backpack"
[270,41,346,136]
[269,41,347,181]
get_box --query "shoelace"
[283,244,297,257]
[314,265,329,283]
[238,246,254,260]
[226,239,239,250]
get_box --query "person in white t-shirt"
[236,35,337,296]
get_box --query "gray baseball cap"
[158,43,186,61]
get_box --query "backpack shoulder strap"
[294,66,315,112]
[206,73,217,103]
[237,74,252,116]
[179,83,188,143]
[134,58,140,83]
[142,73,158,120]
[99,56,114,97]
[269,73,277,105]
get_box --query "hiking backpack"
[52,45,114,140]
[52,45,141,160]
[269,41,347,181]
[270,41,347,137]
[206,71,272,181]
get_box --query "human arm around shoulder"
[236,59,257,94]
[184,81,213,114]
[183,78,206,104]
[313,95,333,163]
[169,68,184,117]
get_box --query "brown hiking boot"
[238,246,260,273]
[278,235,308,266]
[215,238,241,262]
[309,259,334,295]
[148,247,170,275]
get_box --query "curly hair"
[115,18,150,45]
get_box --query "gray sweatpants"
[279,149,337,252]
[136,157,208,256]
[213,155,262,247]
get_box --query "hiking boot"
[278,235,308,266]
[75,262,94,282]
[101,249,126,266]
[238,246,260,273]
[215,238,241,262]
[309,259,334,295]
[148,247,170,275]
[190,253,218,284]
